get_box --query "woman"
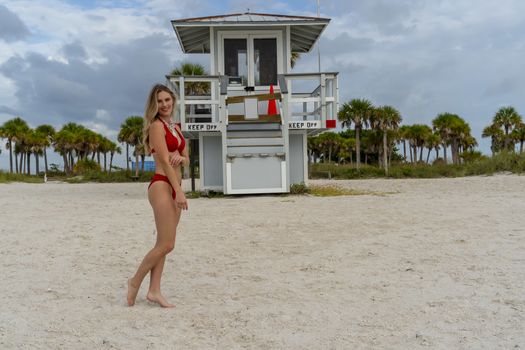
[127,84,189,308]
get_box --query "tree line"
[0,117,121,175]
[309,99,524,174]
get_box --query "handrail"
[281,72,339,126]
[165,72,338,131]
[165,75,222,128]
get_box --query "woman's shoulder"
[150,119,164,132]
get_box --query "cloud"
[0,105,19,115]
[0,33,180,130]
[62,41,87,60]
[0,4,30,42]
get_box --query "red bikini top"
[151,119,185,154]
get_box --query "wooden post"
[190,139,197,192]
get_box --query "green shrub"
[309,153,525,180]
[290,182,310,194]
[0,171,43,183]
[461,150,487,163]
[73,159,101,174]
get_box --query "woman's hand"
[175,190,188,210]
[169,151,184,167]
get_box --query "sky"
[1,0,525,170]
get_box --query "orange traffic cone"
[267,84,277,116]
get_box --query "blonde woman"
[127,84,188,308]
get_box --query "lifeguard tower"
[168,12,338,194]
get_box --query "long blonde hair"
[142,84,177,155]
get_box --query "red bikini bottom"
[148,174,180,200]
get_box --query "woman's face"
[157,90,173,118]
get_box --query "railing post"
[219,75,229,125]
[179,76,185,129]
[211,79,217,123]
[320,73,326,126]
[333,75,339,122]
[303,102,307,121]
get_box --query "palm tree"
[449,116,472,164]
[492,106,523,150]
[291,52,301,69]
[397,125,410,162]
[59,122,86,167]
[317,132,342,164]
[338,99,374,169]
[1,117,29,173]
[407,124,432,163]
[119,116,144,177]
[97,137,110,172]
[482,124,504,156]
[460,134,478,157]
[108,141,121,172]
[432,113,474,164]
[361,130,381,165]
[432,113,455,164]
[170,62,209,96]
[339,137,356,164]
[371,105,402,174]
[30,130,47,175]
[53,128,76,174]
[35,124,56,174]
[511,123,525,153]
[54,123,95,174]
[307,136,322,164]
[425,133,441,163]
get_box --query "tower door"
[219,31,283,92]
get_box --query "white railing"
[166,75,222,131]
[166,73,338,131]
[279,72,339,128]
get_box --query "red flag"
[267,84,277,116]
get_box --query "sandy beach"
[0,175,524,349]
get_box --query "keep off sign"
[185,123,220,131]
[288,121,321,129]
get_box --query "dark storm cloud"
[0,4,30,42]
[0,33,179,129]
[62,41,87,59]
[0,105,19,115]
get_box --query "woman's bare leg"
[127,182,177,307]
[148,205,181,306]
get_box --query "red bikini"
[151,119,185,154]
[148,119,186,199]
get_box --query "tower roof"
[171,12,330,53]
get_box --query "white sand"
[0,175,524,349]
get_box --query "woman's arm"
[168,126,190,167]
[149,121,188,209]
[168,150,189,167]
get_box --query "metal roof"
[171,12,330,54]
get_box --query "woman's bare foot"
[127,278,139,306]
[147,291,175,308]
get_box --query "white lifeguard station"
[168,12,338,194]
